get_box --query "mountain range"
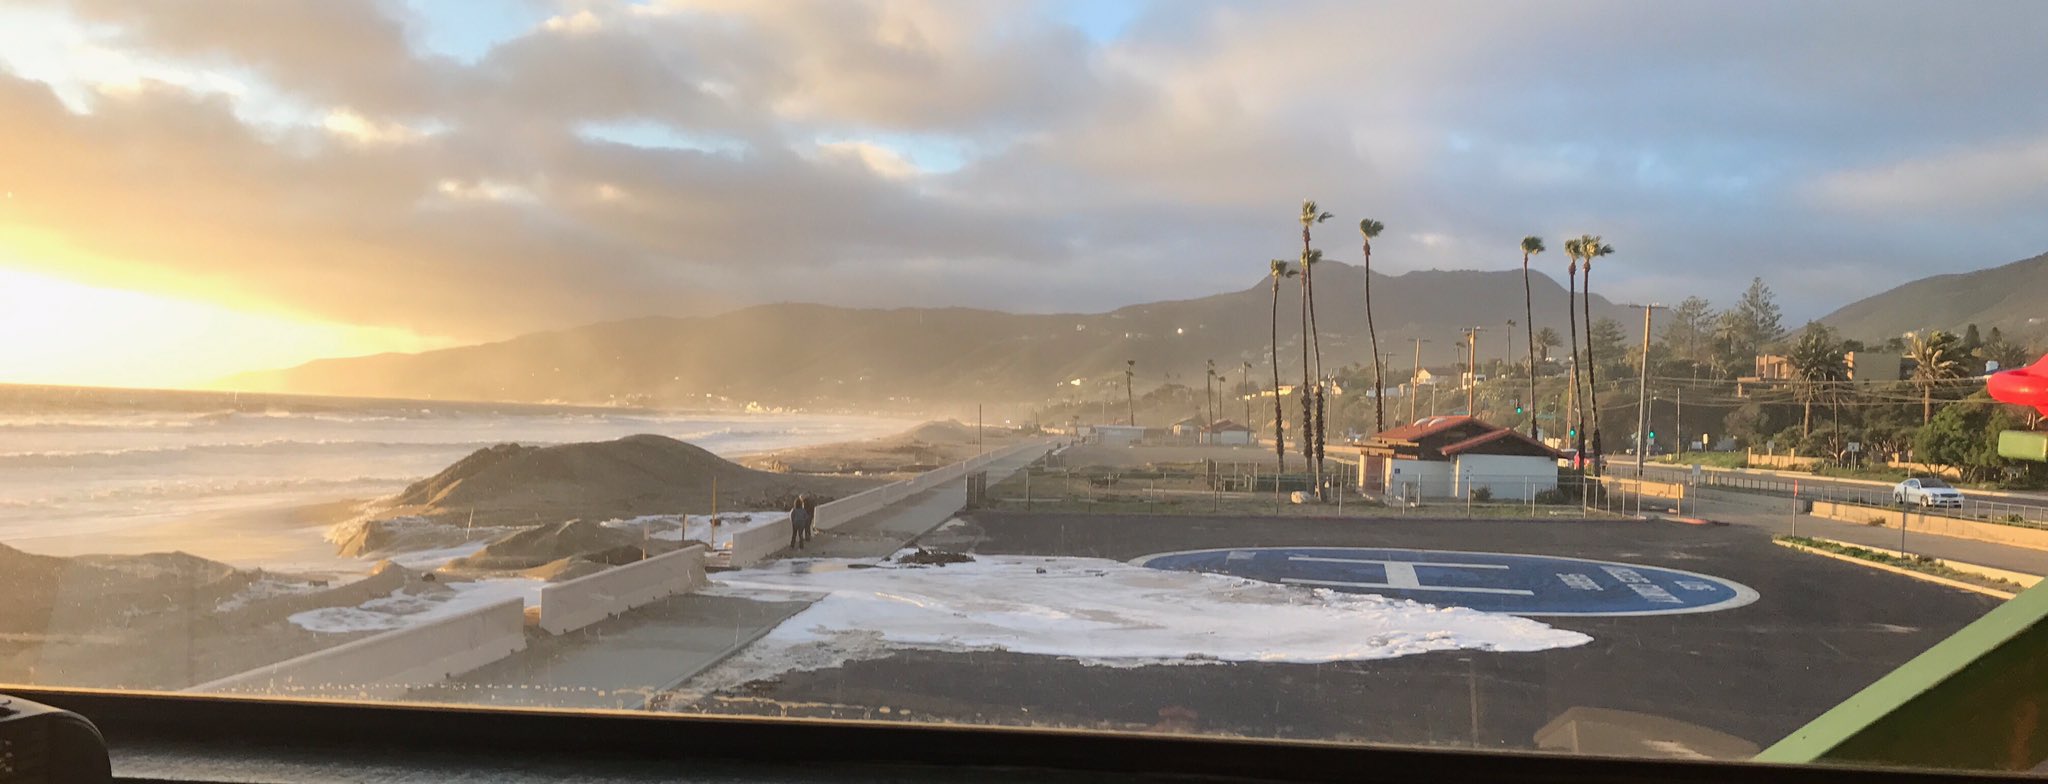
[1818,251,2048,342]
[226,263,1633,410]
[228,253,2046,410]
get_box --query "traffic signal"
[1568,428,1577,438]
[1648,430,1657,440]
[1514,397,1525,414]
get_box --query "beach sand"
[8,498,368,574]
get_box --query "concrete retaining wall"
[729,516,792,568]
[737,441,1048,562]
[188,598,526,699]
[1810,501,2048,552]
[1602,476,1686,500]
[537,545,708,634]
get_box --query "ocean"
[0,384,913,563]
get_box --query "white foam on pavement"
[685,552,1591,694]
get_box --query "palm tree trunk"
[1566,266,1583,459]
[1803,396,1812,437]
[1272,279,1286,473]
[1923,385,1932,425]
[1300,265,1313,472]
[1365,247,1384,432]
[1522,254,1538,439]
[1582,265,1600,474]
[1308,270,1326,475]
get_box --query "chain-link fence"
[986,461,1640,519]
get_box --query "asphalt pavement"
[685,512,2003,754]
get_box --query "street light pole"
[1409,338,1430,423]
[1632,304,1661,477]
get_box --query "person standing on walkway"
[789,494,816,549]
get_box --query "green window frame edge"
[1756,577,2048,771]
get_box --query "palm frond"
[1358,218,1385,238]
[1521,235,1545,255]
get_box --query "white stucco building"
[1360,415,1562,501]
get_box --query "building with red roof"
[1359,415,1562,501]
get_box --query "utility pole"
[1674,386,1684,455]
[1125,359,1136,427]
[1408,338,1430,424]
[1464,327,1485,415]
[1632,304,1661,477]
[1206,359,1217,428]
[1242,361,1254,430]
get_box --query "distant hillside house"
[1203,420,1253,445]
[1360,416,1561,501]
[1753,354,1793,381]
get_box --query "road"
[1615,461,2048,524]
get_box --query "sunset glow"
[0,263,447,389]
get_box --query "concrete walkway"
[407,594,814,710]
[800,445,1045,560]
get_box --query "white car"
[1893,477,1964,509]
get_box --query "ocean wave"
[4,475,407,509]
[0,408,452,431]
[0,439,511,467]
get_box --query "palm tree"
[1788,327,1847,436]
[1577,235,1614,471]
[1907,331,1965,424]
[1299,200,1333,493]
[1562,238,1586,458]
[1360,218,1387,432]
[1268,259,1297,471]
[1519,236,1545,439]
[1299,248,1323,474]
[1535,327,1562,361]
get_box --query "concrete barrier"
[188,598,526,699]
[1602,476,1686,500]
[537,545,708,634]
[1810,501,2048,552]
[729,516,792,568]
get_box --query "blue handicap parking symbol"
[1132,547,1759,616]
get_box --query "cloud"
[1805,135,2048,215]
[3,0,2047,341]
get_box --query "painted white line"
[1282,577,1535,596]
[1133,547,1763,617]
[1289,555,1510,570]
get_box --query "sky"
[1,0,2045,388]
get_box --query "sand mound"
[903,420,980,444]
[447,519,641,572]
[370,434,878,529]
[519,557,612,582]
[0,543,257,633]
[392,435,753,509]
[739,421,1022,475]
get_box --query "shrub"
[1470,486,1494,502]
[1868,515,1889,526]
[1533,488,1567,505]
